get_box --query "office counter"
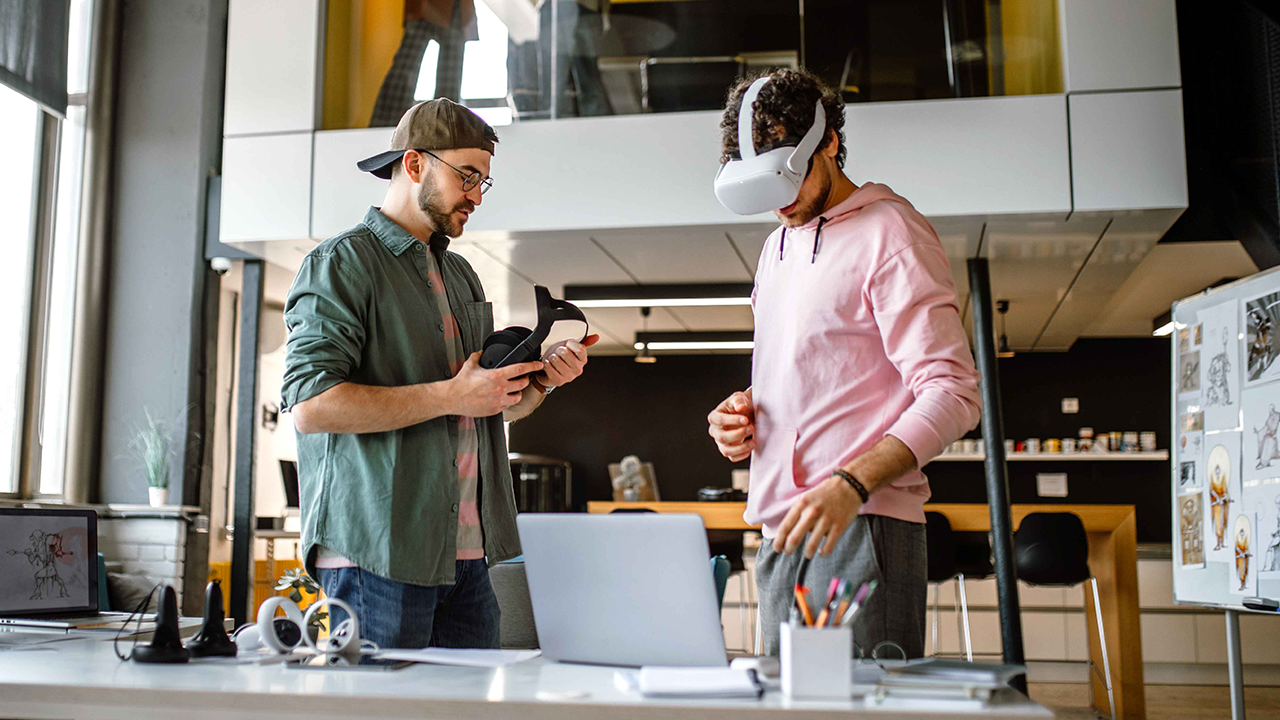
[0,637,1050,720]
[588,501,1145,720]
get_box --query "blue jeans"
[318,560,501,650]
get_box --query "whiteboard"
[1172,265,1280,611]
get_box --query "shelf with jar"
[928,450,1169,462]
[931,428,1167,462]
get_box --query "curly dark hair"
[719,68,845,169]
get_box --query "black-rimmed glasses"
[419,149,494,195]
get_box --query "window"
[1,0,94,499]
[0,85,41,496]
[461,0,511,126]
[414,0,512,126]
[37,0,95,497]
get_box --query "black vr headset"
[480,286,589,370]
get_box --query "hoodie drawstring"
[811,217,828,264]
[779,228,786,261]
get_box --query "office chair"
[711,555,730,609]
[924,511,969,659]
[1015,512,1116,720]
[950,528,996,661]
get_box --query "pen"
[794,586,815,626]
[839,580,878,627]
[814,578,842,627]
[827,580,853,627]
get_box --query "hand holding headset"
[480,286,589,371]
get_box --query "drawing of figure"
[1255,404,1280,470]
[1249,306,1275,380]
[1235,519,1251,592]
[1206,327,1232,406]
[1180,495,1204,565]
[1266,496,1280,573]
[1180,354,1200,393]
[1210,449,1231,551]
[7,530,71,600]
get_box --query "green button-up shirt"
[282,207,521,587]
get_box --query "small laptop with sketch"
[518,513,728,667]
[0,508,134,629]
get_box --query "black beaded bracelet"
[833,469,870,503]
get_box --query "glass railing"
[322,0,1063,130]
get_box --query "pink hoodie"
[746,182,982,537]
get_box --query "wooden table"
[587,501,1145,720]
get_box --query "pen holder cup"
[780,622,853,699]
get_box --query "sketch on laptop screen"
[0,515,92,613]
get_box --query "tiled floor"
[1029,683,1280,719]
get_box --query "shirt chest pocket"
[460,301,494,356]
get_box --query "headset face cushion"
[481,326,535,369]
[272,617,303,649]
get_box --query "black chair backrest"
[924,512,958,583]
[1015,512,1091,587]
[954,531,996,578]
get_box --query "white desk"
[0,636,1051,719]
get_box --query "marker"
[794,586,815,626]
[839,580,878,627]
[815,578,843,627]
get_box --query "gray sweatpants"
[756,514,927,658]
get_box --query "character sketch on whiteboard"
[1232,515,1254,594]
[1199,301,1239,429]
[1209,445,1233,552]
[1255,405,1280,470]
[1179,351,1201,395]
[1180,493,1205,567]
[6,530,72,600]
[1179,461,1199,490]
[1206,327,1233,407]
[1261,494,1280,578]
[1246,291,1280,385]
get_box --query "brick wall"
[98,517,188,607]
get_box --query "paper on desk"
[373,648,541,667]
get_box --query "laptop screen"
[0,508,98,616]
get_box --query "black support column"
[230,260,264,627]
[966,258,1026,691]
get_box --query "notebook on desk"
[0,508,141,630]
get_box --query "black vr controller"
[480,286,589,371]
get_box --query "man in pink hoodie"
[707,69,982,657]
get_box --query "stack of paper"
[616,667,764,699]
[373,648,541,667]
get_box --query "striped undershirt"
[316,242,484,570]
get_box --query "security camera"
[210,257,234,275]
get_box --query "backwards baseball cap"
[357,98,499,180]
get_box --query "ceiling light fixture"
[634,307,657,363]
[565,283,753,309]
[996,300,1015,359]
[633,331,754,353]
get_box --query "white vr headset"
[713,77,827,216]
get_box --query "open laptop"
[517,513,727,667]
[0,508,134,629]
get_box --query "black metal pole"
[967,258,1026,692]
[230,260,263,627]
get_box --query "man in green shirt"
[282,99,597,650]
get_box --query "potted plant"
[276,568,326,641]
[128,409,173,507]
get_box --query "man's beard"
[778,168,833,228]
[418,179,473,238]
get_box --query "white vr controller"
[233,596,364,661]
[713,76,827,216]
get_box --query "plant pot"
[148,486,169,507]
